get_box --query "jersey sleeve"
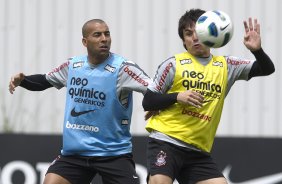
[117,61,151,95]
[148,57,176,94]
[226,55,255,95]
[45,61,70,89]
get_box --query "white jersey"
[149,55,254,96]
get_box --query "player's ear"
[82,38,87,47]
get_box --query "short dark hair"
[82,19,106,37]
[178,9,205,41]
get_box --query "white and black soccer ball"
[195,10,234,48]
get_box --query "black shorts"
[46,153,140,184]
[147,137,224,183]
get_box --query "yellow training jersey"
[146,52,228,153]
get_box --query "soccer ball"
[195,10,234,48]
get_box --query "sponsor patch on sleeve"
[73,61,84,68]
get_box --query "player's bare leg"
[43,173,71,184]
[196,177,228,184]
[149,174,173,184]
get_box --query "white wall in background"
[1,0,281,137]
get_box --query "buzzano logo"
[66,121,99,132]
[69,77,106,107]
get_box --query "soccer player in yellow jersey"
[142,9,275,184]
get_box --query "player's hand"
[243,17,261,51]
[9,73,25,94]
[177,90,204,108]
[144,111,160,121]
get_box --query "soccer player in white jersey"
[9,19,151,184]
[142,9,275,184]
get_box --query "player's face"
[82,22,111,61]
[182,23,210,57]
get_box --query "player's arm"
[9,73,52,94]
[118,61,151,94]
[20,74,53,90]
[143,89,203,111]
[248,48,275,79]
[9,61,69,94]
[142,57,203,111]
[116,60,151,108]
[243,18,275,79]
[142,90,178,111]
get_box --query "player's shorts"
[46,153,140,184]
[147,137,224,183]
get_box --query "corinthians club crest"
[155,150,167,166]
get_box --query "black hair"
[178,9,206,41]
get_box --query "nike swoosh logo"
[220,24,229,31]
[70,107,96,117]
[223,165,282,184]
